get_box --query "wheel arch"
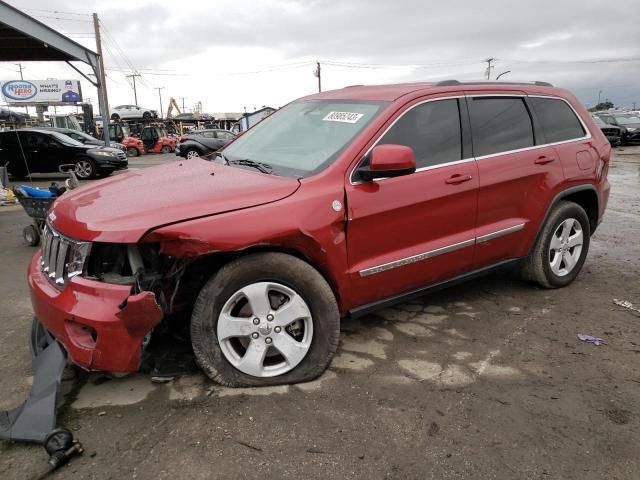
[165,244,344,317]
[529,184,599,256]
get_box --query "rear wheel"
[126,146,139,157]
[161,145,171,154]
[23,225,40,246]
[143,112,151,121]
[110,113,120,121]
[521,201,590,288]
[75,157,97,179]
[191,253,340,387]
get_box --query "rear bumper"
[28,254,162,372]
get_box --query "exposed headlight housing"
[93,150,117,157]
[66,241,92,279]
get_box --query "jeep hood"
[49,159,300,242]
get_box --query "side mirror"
[358,144,416,181]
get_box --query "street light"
[496,70,511,80]
[598,90,603,105]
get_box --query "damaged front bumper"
[28,254,163,373]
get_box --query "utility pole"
[93,13,111,145]
[125,73,141,105]
[179,97,186,111]
[313,61,322,93]
[155,87,165,118]
[484,58,495,80]
[598,90,603,105]
[15,63,28,114]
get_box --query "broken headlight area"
[85,242,194,316]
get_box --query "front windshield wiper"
[227,158,273,174]
[214,151,229,164]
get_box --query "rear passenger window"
[379,99,462,169]
[530,97,585,143]
[468,97,534,157]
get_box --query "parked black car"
[592,115,622,146]
[0,129,127,179]
[42,127,126,152]
[175,129,235,159]
[596,113,640,145]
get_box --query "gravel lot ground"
[1,148,639,479]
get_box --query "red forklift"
[140,125,177,153]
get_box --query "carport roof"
[0,0,98,64]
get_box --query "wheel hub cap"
[548,218,583,277]
[216,282,313,378]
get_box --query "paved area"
[1,149,639,479]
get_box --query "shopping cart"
[13,164,80,246]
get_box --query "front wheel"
[185,148,200,159]
[521,201,590,288]
[126,146,139,157]
[191,253,340,387]
[75,158,97,179]
[161,145,171,154]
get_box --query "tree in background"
[589,101,614,112]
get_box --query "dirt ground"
[0,149,639,479]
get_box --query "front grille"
[116,151,127,161]
[601,128,619,136]
[40,224,89,287]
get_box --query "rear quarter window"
[530,97,585,143]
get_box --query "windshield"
[222,100,388,177]
[49,131,84,146]
[615,115,640,125]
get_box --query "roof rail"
[434,80,461,86]
[434,80,553,87]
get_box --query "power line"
[22,8,92,17]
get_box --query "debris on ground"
[613,298,640,316]
[577,334,605,346]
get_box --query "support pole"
[93,13,111,146]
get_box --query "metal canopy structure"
[0,0,110,144]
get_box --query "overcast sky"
[2,0,639,116]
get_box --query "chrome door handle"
[445,174,473,185]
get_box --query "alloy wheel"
[549,218,583,277]
[217,282,313,377]
[75,160,93,179]
[186,150,200,159]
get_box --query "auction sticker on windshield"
[323,111,364,123]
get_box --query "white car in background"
[110,105,158,121]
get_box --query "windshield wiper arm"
[227,158,273,174]
[214,151,229,164]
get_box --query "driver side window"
[379,99,462,169]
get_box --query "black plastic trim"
[348,258,521,318]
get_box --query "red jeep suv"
[28,81,610,387]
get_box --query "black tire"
[75,157,97,179]
[184,148,200,159]
[23,225,40,246]
[143,112,151,120]
[111,113,120,121]
[521,201,590,288]
[191,253,340,387]
[126,146,139,157]
[161,145,171,154]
